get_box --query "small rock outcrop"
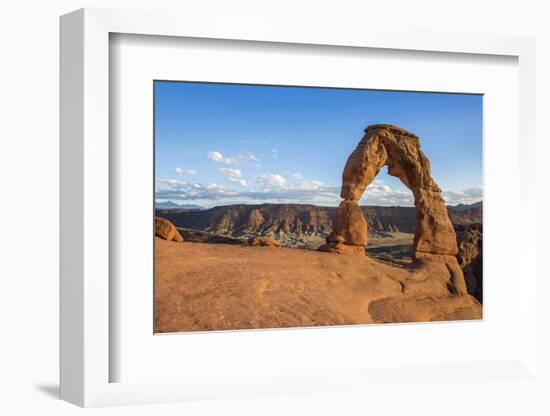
[456,223,483,301]
[318,124,467,294]
[155,217,184,242]
[248,236,281,247]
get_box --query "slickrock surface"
[155,217,183,242]
[155,238,481,333]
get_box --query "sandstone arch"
[319,124,467,294]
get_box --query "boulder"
[248,236,281,247]
[155,217,184,242]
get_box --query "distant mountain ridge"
[155,201,204,210]
[447,201,482,211]
[156,202,482,238]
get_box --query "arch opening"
[363,174,417,266]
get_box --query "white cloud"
[291,180,326,191]
[256,173,337,195]
[362,182,402,205]
[157,179,187,189]
[258,173,288,190]
[463,187,483,197]
[207,151,225,162]
[358,182,483,207]
[442,187,483,206]
[218,168,249,188]
[207,150,260,165]
[292,172,304,180]
[359,182,414,206]
[367,183,393,193]
[257,173,327,192]
[156,172,339,207]
[175,167,197,176]
[156,179,240,201]
[157,174,482,208]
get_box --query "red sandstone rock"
[155,239,481,333]
[332,200,368,247]
[325,124,458,257]
[319,124,467,295]
[155,217,184,242]
[456,223,483,301]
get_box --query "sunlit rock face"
[319,124,466,295]
[155,217,184,242]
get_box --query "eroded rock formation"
[318,124,467,295]
[456,223,483,301]
[156,203,481,238]
[155,217,184,242]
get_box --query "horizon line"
[155,200,483,209]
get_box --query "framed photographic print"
[60,8,538,408]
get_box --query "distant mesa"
[156,202,481,240]
[318,124,467,295]
[155,217,184,242]
[450,201,482,211]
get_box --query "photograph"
[153,81,483,333]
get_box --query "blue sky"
[155,81,482,208]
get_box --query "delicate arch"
[320,124,458,258]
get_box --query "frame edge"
[59,8,85,407]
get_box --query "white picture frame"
[60,7,538,408]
